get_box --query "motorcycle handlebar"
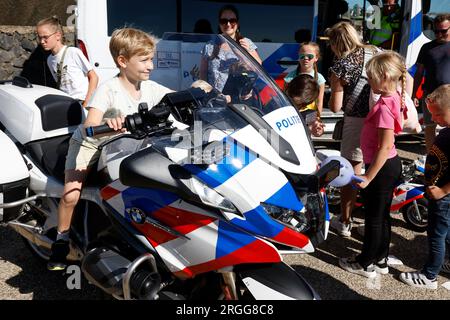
[84,89,206,138]
[84,102,174,138]
[85,124,117,137]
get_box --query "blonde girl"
[36,16,98,106]
[284,42,325,113]
[339,51,405,278]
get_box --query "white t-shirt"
[89,77,171,117]
[72,76,173,145]
[47,46,93,100]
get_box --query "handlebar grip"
[85,124,115,137]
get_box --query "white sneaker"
[374,258,389,275]
[330,214,352,237]
[399,271,438,289]
[339,257,377,278]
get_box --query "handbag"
[332,118,344,141]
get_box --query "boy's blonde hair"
[36,15,64,43]
[326,22,373,58]
[109,28,156,68]
[426,84,450,109]
[365,50,407,110]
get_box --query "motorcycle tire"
[401,198,428,233]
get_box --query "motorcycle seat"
[24,135,109,187]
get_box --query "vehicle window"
[107,0,314,43]
[423,0,450,40]
[107,0,177,37]
[180,0,314,43]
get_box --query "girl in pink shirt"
[339,51,405,278]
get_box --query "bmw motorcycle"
[0,33,341,300]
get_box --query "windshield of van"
[151,33,294,117]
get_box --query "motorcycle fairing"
[390,184,425,211]
[182,135,313,251]
[184,136,303,210]
[221,107,316,176]
[101,182,282,279]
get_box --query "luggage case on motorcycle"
[0,130,29,222]
[0,76,83,221]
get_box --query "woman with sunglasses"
[200,4,261,92]
[284,42,326,114]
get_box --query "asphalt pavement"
[1,134,449,300]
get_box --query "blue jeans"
[423,194,450,279]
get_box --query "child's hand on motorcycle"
[106,116,126,132]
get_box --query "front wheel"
[401,198,428,232]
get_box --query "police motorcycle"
[0,33,343,300]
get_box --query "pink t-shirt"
[360,93,402,164]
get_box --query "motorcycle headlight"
[298,192,325,236]
[261,203,310,233]
[262,192,325,235]
[190,177,238,213]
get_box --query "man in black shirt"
[400,84,450,290]
[413,14,450,152]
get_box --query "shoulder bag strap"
[56,46,69,89]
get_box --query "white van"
[75,0,323,85]
[75,0,449,82]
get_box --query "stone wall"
[0,25,74,82]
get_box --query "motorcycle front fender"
[236,262,320,300]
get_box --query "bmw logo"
[127,207,146,224]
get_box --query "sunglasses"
[299,53,315,60]
[434,26,450,34]
[219,18,238,26]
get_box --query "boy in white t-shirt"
[47,27,173,271]
[36,16,98,106]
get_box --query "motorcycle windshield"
[150,33,317,175]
